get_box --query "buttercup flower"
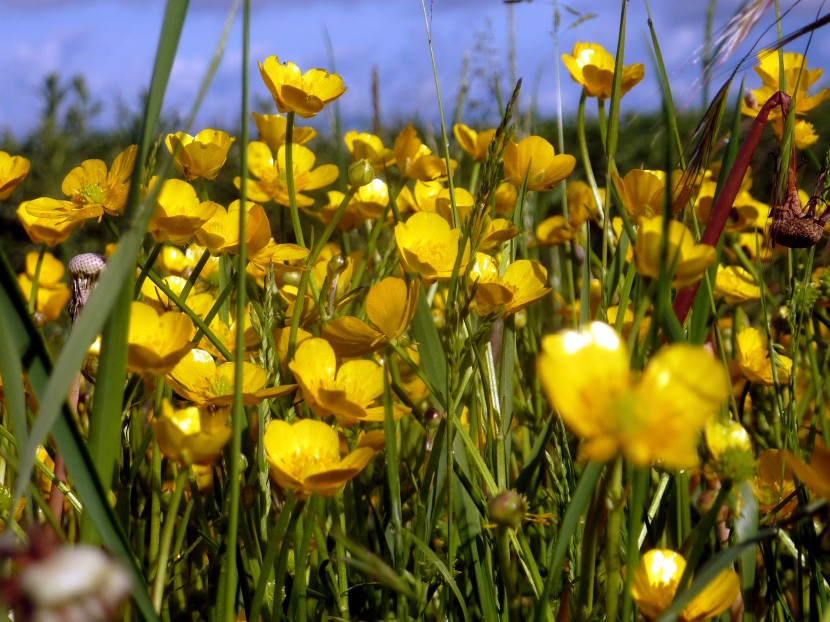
[743,51,830,118]
[350,178,390,221]
[253,111,316,151]
[16,203,79,247]
[453,124,497,162]
[289,337,408,426]
[611,169,668,218]
[17,252,71,323]
[148,177,221,244]
[535,215,575,245]
[305,190,363,230]
[344,131,395,171]
[565,180,601,227]
[152,399,232,466]
[236,141,338,208]
[126,301,193,375]
[503,136,575,192]
[469,254,551,318]
[246,239,308,283]
[196,199,271,256]
[395,211,471,283]
[735,326,792,386]
[713,265,761,305]
[394,124,455,181]
[753,449,797,520]
[263,418,374,499]
[634,216,717,288]
[25,145,137,224]
[562,42,644,99]
[166,348,295,406]
[165,129,234,180]
[538,322,728,468]
[631,549,740,621]
[782,445,830,499]
[0,151,30,200]
[322,276,419,357]
[494,181,518,216]
[258,56,346,118]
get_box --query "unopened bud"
[489,490,526,529]
[348,159,375,188]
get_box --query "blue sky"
[1,0,827,139]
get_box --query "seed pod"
[68,253,106,323]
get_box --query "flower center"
[81,183,106,204]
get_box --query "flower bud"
[489,490,526,529]
[348,159,375,188]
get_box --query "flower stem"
[27,243,46,315]
[604,457,624,621]
[152,465,188,613]
[284,111,305,248]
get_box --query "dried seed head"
[68,253,106,323]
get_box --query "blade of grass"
[15,0,190,502]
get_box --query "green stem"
[152,465,188,613]
[27,244,46,315]
[604,457,624,621]
[284,111,305,248]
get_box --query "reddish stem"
[672,91,791,326]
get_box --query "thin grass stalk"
[152,465,188,613]
[534,461,603,622]
[26,244,46,315]
[218,1,251,619]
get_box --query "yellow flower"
[735,327,792,386]
[611,169,667,218]
[126,301,193,375]
[477,217,519,253]
[693,180,764,232]
[305,190,363,230]
[253,112,316,151]
[16,203,79,247]
[782,445,830,499]
[0,151,30,200]
[634,216,717,288]
[147,177,220,244]
[535,215,575,245]
[344,131,395,171]
[744,51,830,118]
[562,42,644,99]
[17,252,71,323]
[538,322,728,468]
[246,239,308,283]
[289,337,408,426]
[469,254,551,318]
[753,449,797,520]
[24,145,137,224]
[165,348,295,406]
[196,200,271,256]
[395,211,471,283]
[494,181,518,216]
[152,399,232,466]
[453,124,497,162]
[165,129,234,180]
[713,265,760,305]
[631,549,740,622]
[394,124,456,181]
[322,277,420,357]
[398,180,444,214]
[503,136,575,192]
[565,180,601,227]
[350,178,389,221]
[258,56,346,118]
[263,418,374,499]
[236,141,338,207]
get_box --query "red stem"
[672,91,791,326]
